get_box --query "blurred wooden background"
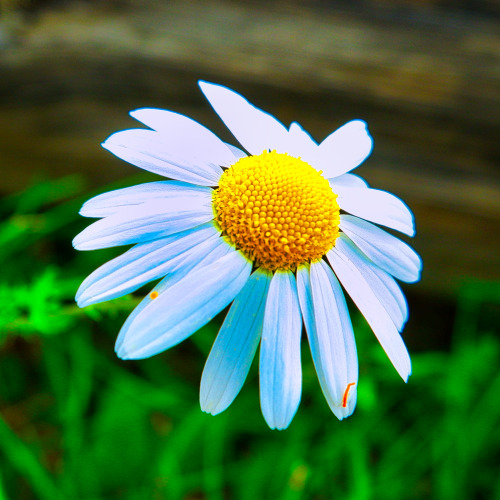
[0,0,499,300]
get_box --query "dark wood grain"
[0,0,498,297]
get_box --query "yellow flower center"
[213,150,340,271]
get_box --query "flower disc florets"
[213,150,340,271]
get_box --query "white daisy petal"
[340,214,422,283]
[102,128,224,186]
[198,81,290,156]
[72,194,213,250]
[260,271,302,430]
[129,109,233,158]
[334,186,415,236]
[328,235,412,381]
[116,237,236,356]
[113,278,164,356]
[76,223,220,307]
[297,261,358,420]
[80,181,213,218]
[200,268,272,415]
[130,108,238,171]
[114,234,233,355]
[329,172,369,189]
[312,120,373,178]
[141,228,234,302]
[286,122,318,160]
[116,249,252,360]
[334,234,408,330]
[369,263,408,328]
[224,142,247,160]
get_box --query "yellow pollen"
[150,291,159,300]
[213,150,340,271]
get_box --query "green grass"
[0,176,499,499]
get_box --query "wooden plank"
[0,0,498,298]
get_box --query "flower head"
[74,82,422,429]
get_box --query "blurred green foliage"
[0,177,499,500]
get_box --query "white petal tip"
[329,383,358,420]
[129,108,168,124]
[129,108,146,118]
[100,141,114,153]
[198,81,236,101]
[396,364,412,382]
[116,346,130,359]
[350,119,368,129]
[407,271,422,284]
[198,81,213,95]
[200,404,224,416]
[129,109,147,122]
[72,238,94,251]
[100,133,123,149]
[72,236,85,250]
[266,422,289,431]
[76,292,104,308]
[332,408,355,421]
[345,119,372,139]
[198,80,214,90]
[392,355,412,382]
[116,343,149,360]
[115,339,137,359]
[200,394,230,416]
[263,413,294,431]
[75,297,87,308]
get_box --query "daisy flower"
[74,81,422,430]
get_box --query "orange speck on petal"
[342,383,356,408]
[150,291,159,300]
